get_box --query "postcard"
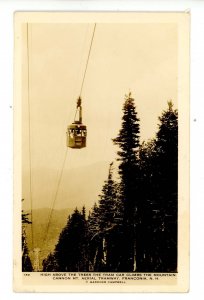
[14,12,189,292]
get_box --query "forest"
[22,93,178,273]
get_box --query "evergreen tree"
[138,102,178,272]
[42,253,58,271]
[113,92,141,271]
[98,162,118,231]
[138,140,158,271]
[87,203,101,271]
[88,203,100,239]
[54,208,88,271]
[88,163,120,271]
[22,202,33,272]
[154,101,178,271]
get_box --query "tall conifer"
[113,93,141,271]
[98,162,117,232]
[154,101,178,271]
[22,204,33,272]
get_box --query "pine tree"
[138,101,178,272]
[42,253,58,271]
[54,208,88,271]
[88,203,100,239]
[88,163,120,271]
[138,140,158,271]
[154,101,178,272]
[22,202,33,272]
[87,203,100,271]
[98,162,118,232]
[113,92,141,271]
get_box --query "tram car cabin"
[67,97,87,149]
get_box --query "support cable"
[41,23,97,251]
[42,148,68,245]
[79,23,96,97]
[27,23,34,250]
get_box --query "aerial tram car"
[67,97,87,149]
[66,24,96,149]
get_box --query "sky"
[21,21,178,211]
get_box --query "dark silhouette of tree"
[22,200,33,271]
[138,101,178,272]
[88,203,100,239]
[138,139,159,271]
[113,92,141,271]
[42,253,58,272]
[86,204,99,271]
[98,162,118,231]
[53,208,88,271]
[154,101,178,272]
[88,163,120,271]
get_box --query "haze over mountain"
[23,161,114,265]
[23,161,112,212]
[26,208,72,267]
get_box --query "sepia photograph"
[14,12,189,292]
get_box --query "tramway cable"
[66,23,96,149]
[79,23,96,97]
[42,148,68,245]
[26,23,34,250]
[41,23,97,248]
